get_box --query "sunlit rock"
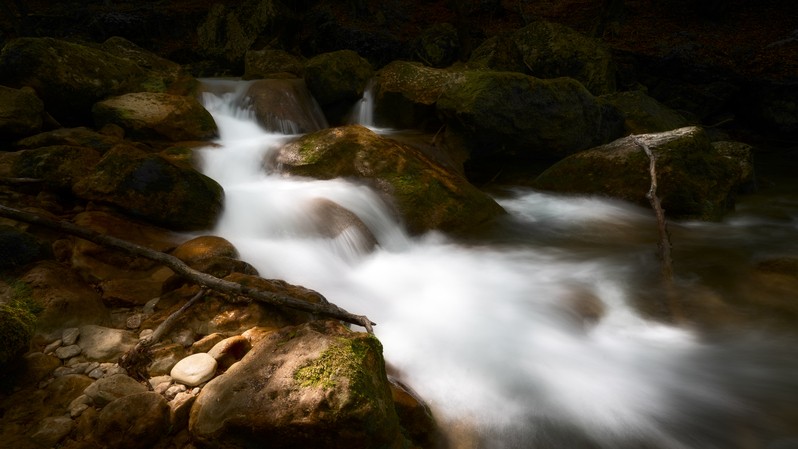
[275,125,504,235]
[534,126,753,220]
[92,92,218,142]
[170,353,217,387]
[189,320,407,449]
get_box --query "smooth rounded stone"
[170,353,217,387]
[103,363,127,377]
[97,392,170,449]
[62,327,80,345]
[165,383,187,400]
[54,344,82,359]
[78,325,137,362]
[126,314,142,329]
[83,361,101,374]
[190,333,225,354]
[139,328,154,339]
[83,373,148,407]
[88,367,105,379]
[29,416,74,448]
[44,339,63,354]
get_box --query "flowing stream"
[195,80,798,449]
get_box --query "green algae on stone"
[294,335,383,396]
[0,280,38,366]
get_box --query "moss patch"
[294,335,382,396]
[0,279,39,366]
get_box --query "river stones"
[170,353,217,387]
[83,373,148,407]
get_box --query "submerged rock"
[275,125,504,235]
[189,320,406,449]
[534,126,753,220]
[244,78,328,134]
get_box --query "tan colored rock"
[97,392,170,449]
[84,373,148,407]
[93,92,218,141]
[170,353,217,387]
[78,325,137,362]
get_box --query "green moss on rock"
[0,280,38,366]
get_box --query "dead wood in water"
[0,204,376,333]
[632,135,682,321]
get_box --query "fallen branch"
[632,135,682,320]
[0,204,375,333]
[119,288,207,380]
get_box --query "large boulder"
[92,92,218,142]
[72,144,224,231]
[304,50,373,123]
[414,23,460,68]
[20,261,111,343]
[0,85,44,141]
[0,284,38,366]
[373,60,462,129]
[436,70,623,166]
[14,126,123,154]
[189,320,406,449]
[534,126,753,220]
[601,89,690,134]
[0,37,188,125]
[96,392,170,449]
[274,125,505,235]
[244,78,328,134]
[98,36,196,95]
[244,49,305,79]
[470,21,617,96]
[11,145,101,191]
[197,0,282,69]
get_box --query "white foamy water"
[195,80,798,449]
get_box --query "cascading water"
[196,80,798,449]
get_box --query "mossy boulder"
[14,126,122,154]
[414,22,460,68]
[0,85,44,141]
[72,144,224,231]
[436,70,623,163]
[470,21,617,96]
[189,320,407,449]
[373,60,462,129]
[274,125,505,235]
[92,92,218,142]
[244,49,306,79]
[304,50,373,122]
[0,281,38,366]
[601,89,690,134]
[534,126,753,220]
[12,145,101,190]
[0,37,190,126]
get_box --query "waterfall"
[195,79,798,449]
[351,78,376,128]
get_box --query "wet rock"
[92,92,218,142]
[534,126,753,220]
[77,325,137,362]
[373,60,458,129]
[437,71,623,165]
[244,78,329,133]
[172,236,239,267]
[189,320,405,449]
[0,85,43,140]
[96,392,170,449]
[390,379,440,449]
[304,50,373,122]
[83,373,148,407]
[72,144,224,231]
[275,125,505,235]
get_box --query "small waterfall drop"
[351,78,377,128]
[195,79,798,449]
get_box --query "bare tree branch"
[0,204,375,333]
